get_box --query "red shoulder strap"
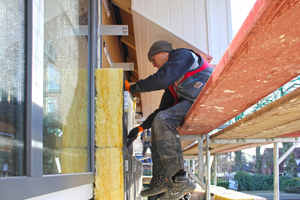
[168,85,180,105]
[168,53,210,105]
[179,57,210,84]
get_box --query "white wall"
[206,0,232,65]
[132,0,208,53]
[132,0,232,65]
[25,183,93,200]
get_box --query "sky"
[230,0,257,38]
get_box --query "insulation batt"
[95,148,124,200]
[95,68,123,148]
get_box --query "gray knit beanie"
[148,40,173,61]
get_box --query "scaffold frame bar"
[211,137,300,144]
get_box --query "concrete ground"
[242,191,300,200]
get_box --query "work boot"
[183,193,191,200]
[157,172,196,200]
[141,175,169,197]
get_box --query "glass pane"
[43,0,89,174]
[0,0,26,177]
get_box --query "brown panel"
[111,0,132,14]
[278,130,300,137]
[121,34,136,50]
[127,48,137,65]
[102,1,124,68]
[120,8,134,35]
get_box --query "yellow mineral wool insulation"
[193,185,266,200]
[61,148,88,174]
[95,68,123,148]
[215,194,265,200]
[95,148,124,200]
[62,69,88,148]
[211,185,266,200]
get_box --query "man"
[126,40,213,200]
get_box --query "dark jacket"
[129,48,213,129]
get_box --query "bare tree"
[282,142,298,177]
[255,146,262,174]
[235,151,243,172]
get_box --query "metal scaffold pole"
[206,134,211,200]
[214,156,217,186]
[198,138,204,183]
[274,142,280,200]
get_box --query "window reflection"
[45,43,61,93]
[0,0,25,177]
[43,0,89,174]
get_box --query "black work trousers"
[150,100,193,178]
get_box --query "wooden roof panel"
[178,0,300,136]
[183,87,300,155]
[181,0,300,155]
[212,88,300,140]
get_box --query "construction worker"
[126,40,213,200]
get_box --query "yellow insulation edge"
[95,68,123,148]
[211,186,266,200]
[94,148,124,200]
[193,185,266,200]
[215,194,262,200]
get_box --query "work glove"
[125,80,131,93]
[127,126,144,148]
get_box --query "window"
[43,0,89,174]
[0,0,26,177]
[0,0,97,199]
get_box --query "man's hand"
[125,80,131,92]
[127,126,144,148]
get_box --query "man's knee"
[153,111,166,126]
[152,112,173,141]
[152,112,167,133]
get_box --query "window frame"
[0,0,98,198]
